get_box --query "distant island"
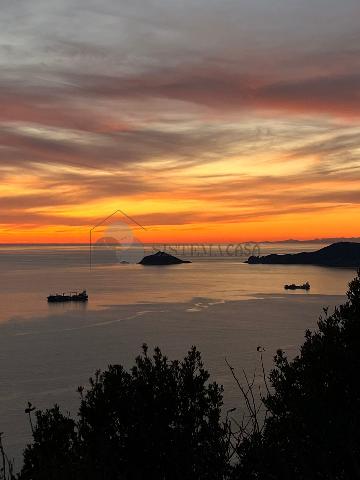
[247,242,360,267]
[139,251,192,265]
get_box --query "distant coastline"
[1,238,359,247]
[247,242,360,268]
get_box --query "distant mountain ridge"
[260,237,360,244]
[247,242,360,267]
[1,238,360,246]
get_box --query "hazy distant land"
[0,237,360,247]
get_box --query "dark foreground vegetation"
[1,271,360,480]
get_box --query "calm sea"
[0,243,356,465]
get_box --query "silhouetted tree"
[19,346,229,480]
[20,405,78,480]
[234,270,360,479]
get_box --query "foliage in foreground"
[18,346,228,480]
[233,270,360,479]
[2,271,360,480]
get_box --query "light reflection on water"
[0,243,356,322]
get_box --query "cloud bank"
[1,0,359,241]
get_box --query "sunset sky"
[1,0,360,243]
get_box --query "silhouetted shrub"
[19,346,229,480]
[234,270,360,479]
[20,405,78,480]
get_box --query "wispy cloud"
[1,0,360,241]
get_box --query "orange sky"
[1,0,360,243]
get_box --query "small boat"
[47,290,88,303]
[284,282,310,291]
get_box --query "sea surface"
[0,242,356,466]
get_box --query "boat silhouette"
[47,290,88,303]
[284,282,310,291]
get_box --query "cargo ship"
[284,282,310,291]
[47,290,88,303]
